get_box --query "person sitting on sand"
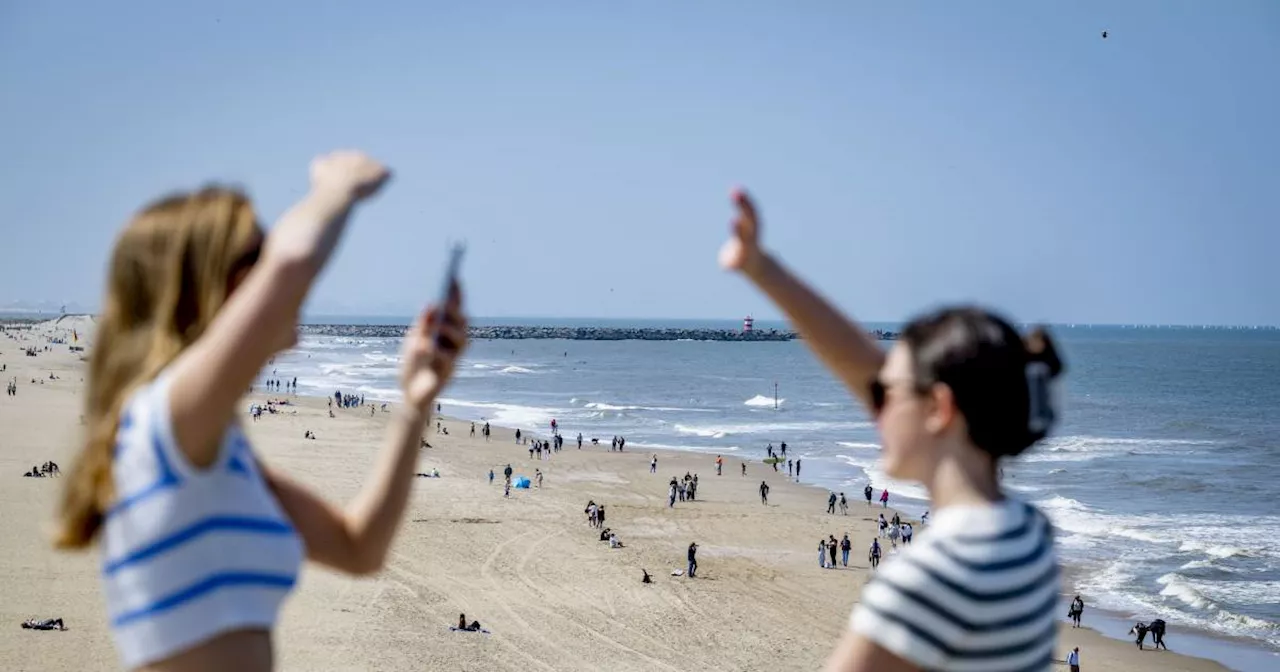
[457,613,482,632]
[599,527,611,542]
[719,189,1065,671]
[54,152,469,672]
[641,569,652,584]
[609,532,624,548]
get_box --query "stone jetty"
[299,324,899,342]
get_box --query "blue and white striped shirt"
[850,498,1060,671]
[101,371,304,670]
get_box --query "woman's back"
[103,372,304,669]
[850,498,1059,671]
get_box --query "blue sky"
[2,1,1277,325]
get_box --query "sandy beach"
[0,318,1231,671]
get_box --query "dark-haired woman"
[720,190,1064,672]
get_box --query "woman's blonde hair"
[55,187,261,549]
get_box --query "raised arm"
[721,189,885,410]
[167,152,391,467]
[267,295,468,574]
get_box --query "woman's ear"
[924,382,956,435]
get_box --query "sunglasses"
[869,378,928,418]
[869,380,888,418]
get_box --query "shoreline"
[0,321,1258,671]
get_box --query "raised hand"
[310,151,392,202]
[399,284,468,413]
[719,187,764,273]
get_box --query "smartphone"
[434,243,465,341]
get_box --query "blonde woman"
[56,152,468,671]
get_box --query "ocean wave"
[833,454,931,502]
[1022,435,1221,463]
[1157,573,1280,624]
[1077,561,1280,649]
[744,394,783,407]
[1036,497,1280,570]
[627,441,740,454]
[499,365,537,374]
[837,441,880,450]
[673,420,873,439]
[582,401,709,413]
[436,398,561,429]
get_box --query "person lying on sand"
[22,618,65,631]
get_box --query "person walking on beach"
[687,542,698,578]
[839,492,848,515]
[483,421,490,441]
[868,539,882,569]
[828,491,838,514]
[515,428,522,444]
[534,468,543,489]
[470,422,475,438]
[880,488,889,508]
[715,455,723,475]
[1067,646,1080,672]
[795,458,801,481]
[651,455,658,474]
[741,461,746,476]
[828,534,838,567]
[901,521,913,545]
[864,483,873,506]
[577,432,583,449]
[719,188,1065,670]
[819,538,828,568]
[759,480,770,505]
[1069,595,1084,628]
[787,458,793,476]
[56,153,471,672]
[488,469,494,485]
[841,534,851,567]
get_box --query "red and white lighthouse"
[743,315,754,333]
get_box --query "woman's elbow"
[343,547,386,576]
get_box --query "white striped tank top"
[101,371,304,670]
[850,498,1060,671]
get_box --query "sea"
[274,317,1280,671]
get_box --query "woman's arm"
[824,631,920,672]
[268,294,467,575]
[722,190,885,409]
[167,152,391,468]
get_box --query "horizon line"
[4,311,1276,330]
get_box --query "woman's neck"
[924,448,1002,511]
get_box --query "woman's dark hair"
[901,306,1064,458]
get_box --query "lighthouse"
[743,315,754,333]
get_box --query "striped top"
[101,371,304,670]
[850,498,1060,672]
